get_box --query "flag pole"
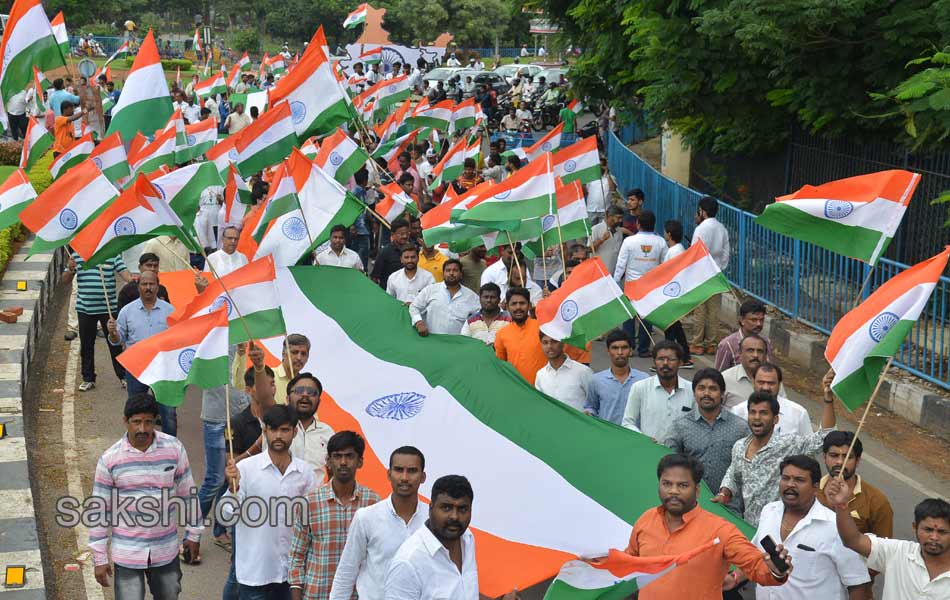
[852,263,874,310]
[549,154,568,269]
[504,231,523,282]
[97,267,114,320]
[837,357,894,479]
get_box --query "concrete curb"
[719,292,950,443]
[0,238,57,598]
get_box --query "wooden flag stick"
[852,265,874,310]
[504,231,522,282]
[837,356,895,479]
[98,267,114,320]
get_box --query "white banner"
[341,43,448,77]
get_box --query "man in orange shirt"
[626,453,792,599]
[494,287,546,384]
[53,101,84,156]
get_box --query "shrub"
[0,222,25,275]
[0,141,21,166]
[122,58,193,71]
[83,23,118,37]
[27,152,54,194]
[230,29,261,54]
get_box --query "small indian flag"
[88,130,131,186]
[106,30,173,146]
[195,72,228,99]
[624,240,732,330]
[344,3,369,28]
[313,128,370,185]
[376,98,413,145]
[148,161,225,235]
[234,101,297,177]
[358,46,382,65]
[224,164,253,224]
[536,258,634,348]
[756,170,920,265]
[373,127,420,172]
[0,168,37,230]
[300,136,320,159]
[421,185,493,248]
[32,66,48,112]
[407,98,454,131]
[526,123,564,163]
[20,159,119,254]
[183,117,218,161]
[458,153,555,224]
[103,40,129,66]
[129,129,177,176]
[162,109,190,164]
[376,182,419,223]
[543,540,721,600]
[826,246,949,411]
[523,179,591,256]
[451,97,478,133]
[268,44,353,138]
[119,308,230,407]
[552,135,600,185]
[206,135,239,177]
[267,54,287,75]
[192,28,203,54]
[368,74,413,112]
[50,11,69,58]
[238,51,251,71]
[168,255,287,344]
[252,163,299,243]
[567,99,583,115]
[49,132,94,180]
[19,116,53,171]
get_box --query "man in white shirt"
[222,405,319,597]
[410,260,480,336]
[722,335,786,409]
[741,455,870,599]
[205,226,249,276]
[690,196,731,355]
[446,53,461,67]
[826,479,950,600]
[731,363,808,436]
[614,210,666,356]
[316,224,364,270]
[387,246,436,303]
[535,332,594,411]
[417,149,439,184]
[224,102,253,134]
[585,159,612,222]
[285,373,334,483]
[196,185,223,251]
[591,207,624,276]
[329,447,428,600]
[480,245,529,288]
[622,340,694,440]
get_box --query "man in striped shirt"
[90,394,203,598]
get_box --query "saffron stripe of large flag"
[19,116,52,171]
[407,99,453,131]
[826,246,949,411]
[20,159,119,254]
[523,179,591,256]
[248,266,751,596]
[543,541,721,600]
[129,129,176,176]
[255,149,365,266]
[252,163,300,243]
[268,44,352,138]
[70,173,185,268]
[526,123,564,163]
[148,161,224,235]
[344,4,369,28]
[235,101,297,177]
[755,170,920,266]
[224,164,253,224]
[49,133,94,180]
[206,136,239,176]
[50,11,69,59]
[183,118,218,161]
[537,258,634,348]
[168,255,286,343]
[458,153,556,224]
[624,240,732,330]
[0,0,65,104]
[119,308,230,407]
[451,97,478,133]
[0,168,37,230]
[195,72,227,99]
[107,30,173,143]
[552,135,601,185]
[313,128,369,185]
[88,130,131,186]
[376,182,419,223]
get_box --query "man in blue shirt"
[584,330,648,424]
[49,78,81,116]
[106,270,178,435]
[348,168,373,271]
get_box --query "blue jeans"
[198,420,228,537]
[114,557,181,600]
[222,526,239,600]
[622,318,653,355]
[238,582,290,600]
[125,372,150,398]
[158,403,178,438]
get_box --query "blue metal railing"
[490,131,577,149]
[607,131,950,390]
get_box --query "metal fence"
[607,131,950,391]
[490,131,577,149]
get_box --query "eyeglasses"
[291,386,320,397]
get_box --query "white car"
[494,64,542,84]
[422,67,464,90]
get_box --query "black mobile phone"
[760,535,789,573]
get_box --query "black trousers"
[78,312,125,383]
[664,320,692,362]
[8,113,27,140]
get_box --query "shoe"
[78,381,95,392]
[96,329,105,338]
[120,380,127,389]
[681,360,695,369]
[64,331,77,341]
[689,345,705,356]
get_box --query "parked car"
[422,67,464,90]
[454,69,511,96]
[535,67,568,87]
[494,64,542,84]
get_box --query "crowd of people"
[29,40,946,600]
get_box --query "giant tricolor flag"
[88,130,131,186]
[168,256,286,343]
[234,101,297,177]
[537,258,635,348]
[343,3,369,28]
[552,135,601,185]
[19,116,52,171]
[313,128,370,185]
[106,30,173,144]
[119,308,230,407]
[0,0,66,104]
[756,170,920,266]
[237,266,753,596]
[826,246,949,410]
[70,173,185,268]
[49,132,94,180]
[20,159,119,254]
[267,43,352,138]
[0,168,37,230]
[624,240,732,330]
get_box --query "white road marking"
[61,338,104,600]
[0,487,36,519]
[861,452,947,499]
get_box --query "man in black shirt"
[230,361,276,458]
[117,253,171,312]
[371,218,413,290]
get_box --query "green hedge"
[122,57,193,71]
[0,152,54,275]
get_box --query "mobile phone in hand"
[760,535,789,573]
